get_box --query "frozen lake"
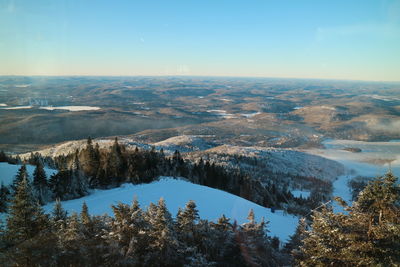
[305,139,400,212]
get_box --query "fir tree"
[0,183,10,213]
[6,175,49,244]
[33,162,51,204]
[51,199,68,226]
[11,164,29,195]
[298,172,400,266]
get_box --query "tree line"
[2,137,303,211]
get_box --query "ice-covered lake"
[306,139,400,211]
[0,106,101,111]
[39,106,101,111]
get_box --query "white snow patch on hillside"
[0,162,57,186]
[40,106,101,111]
[43,178,298,241]
[241,112,261,118]
[206,110,237,119]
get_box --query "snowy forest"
[0,138,399,266]
[1,137,323,215]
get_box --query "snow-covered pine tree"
[5,175,49,245]
[66,153,88,199]
[176,200,199,245]
[51,198,68,228]
[146,198,180,266]
[239,210,274,266]
[298,172,400,266]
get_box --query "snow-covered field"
[0,162,57,186]
[43,177,298,242]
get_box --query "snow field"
[43,177,299,242]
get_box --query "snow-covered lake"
[39,106,101,111]
[306,139,400,212]
[0,106,101,111]
[43,177,298,242]
[1,105,33,110]
[0,162,57,186]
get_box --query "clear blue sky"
[1,0,399,81]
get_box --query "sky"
[0,0,399,81]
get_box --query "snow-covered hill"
[19,135,343,183]
[0,162,57,186]
[152,135,216,154]
[196,145,344,182]
[43,177,299,242]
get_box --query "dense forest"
[1,137,322,215]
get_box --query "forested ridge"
[2,137,321,215]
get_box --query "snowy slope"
[152,135,216,154]
[201,145,344,182]
[0,162,57,186]
[43,177,298,242]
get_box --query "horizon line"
[0,74,399,84]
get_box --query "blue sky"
[1,0,399,81]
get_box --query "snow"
[39,106,101,111]
[43,177,299,242]
[241,112,261,118]
[1,105,32,110]
[305,139,400,212]
[0,162,57,186]
[152,135,215,154]
[291,190,310,199]
[206,110,237,119]
[208,145,344,182]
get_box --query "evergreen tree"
[11,165,29,195]
[33,162,51,204]
[51,199,68,227]
[177,200,199,245]
[6,176,49,244]
[146,198,180,266]
[239,210,274,266]
[0,183,10,213]
[298,172,400,266]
